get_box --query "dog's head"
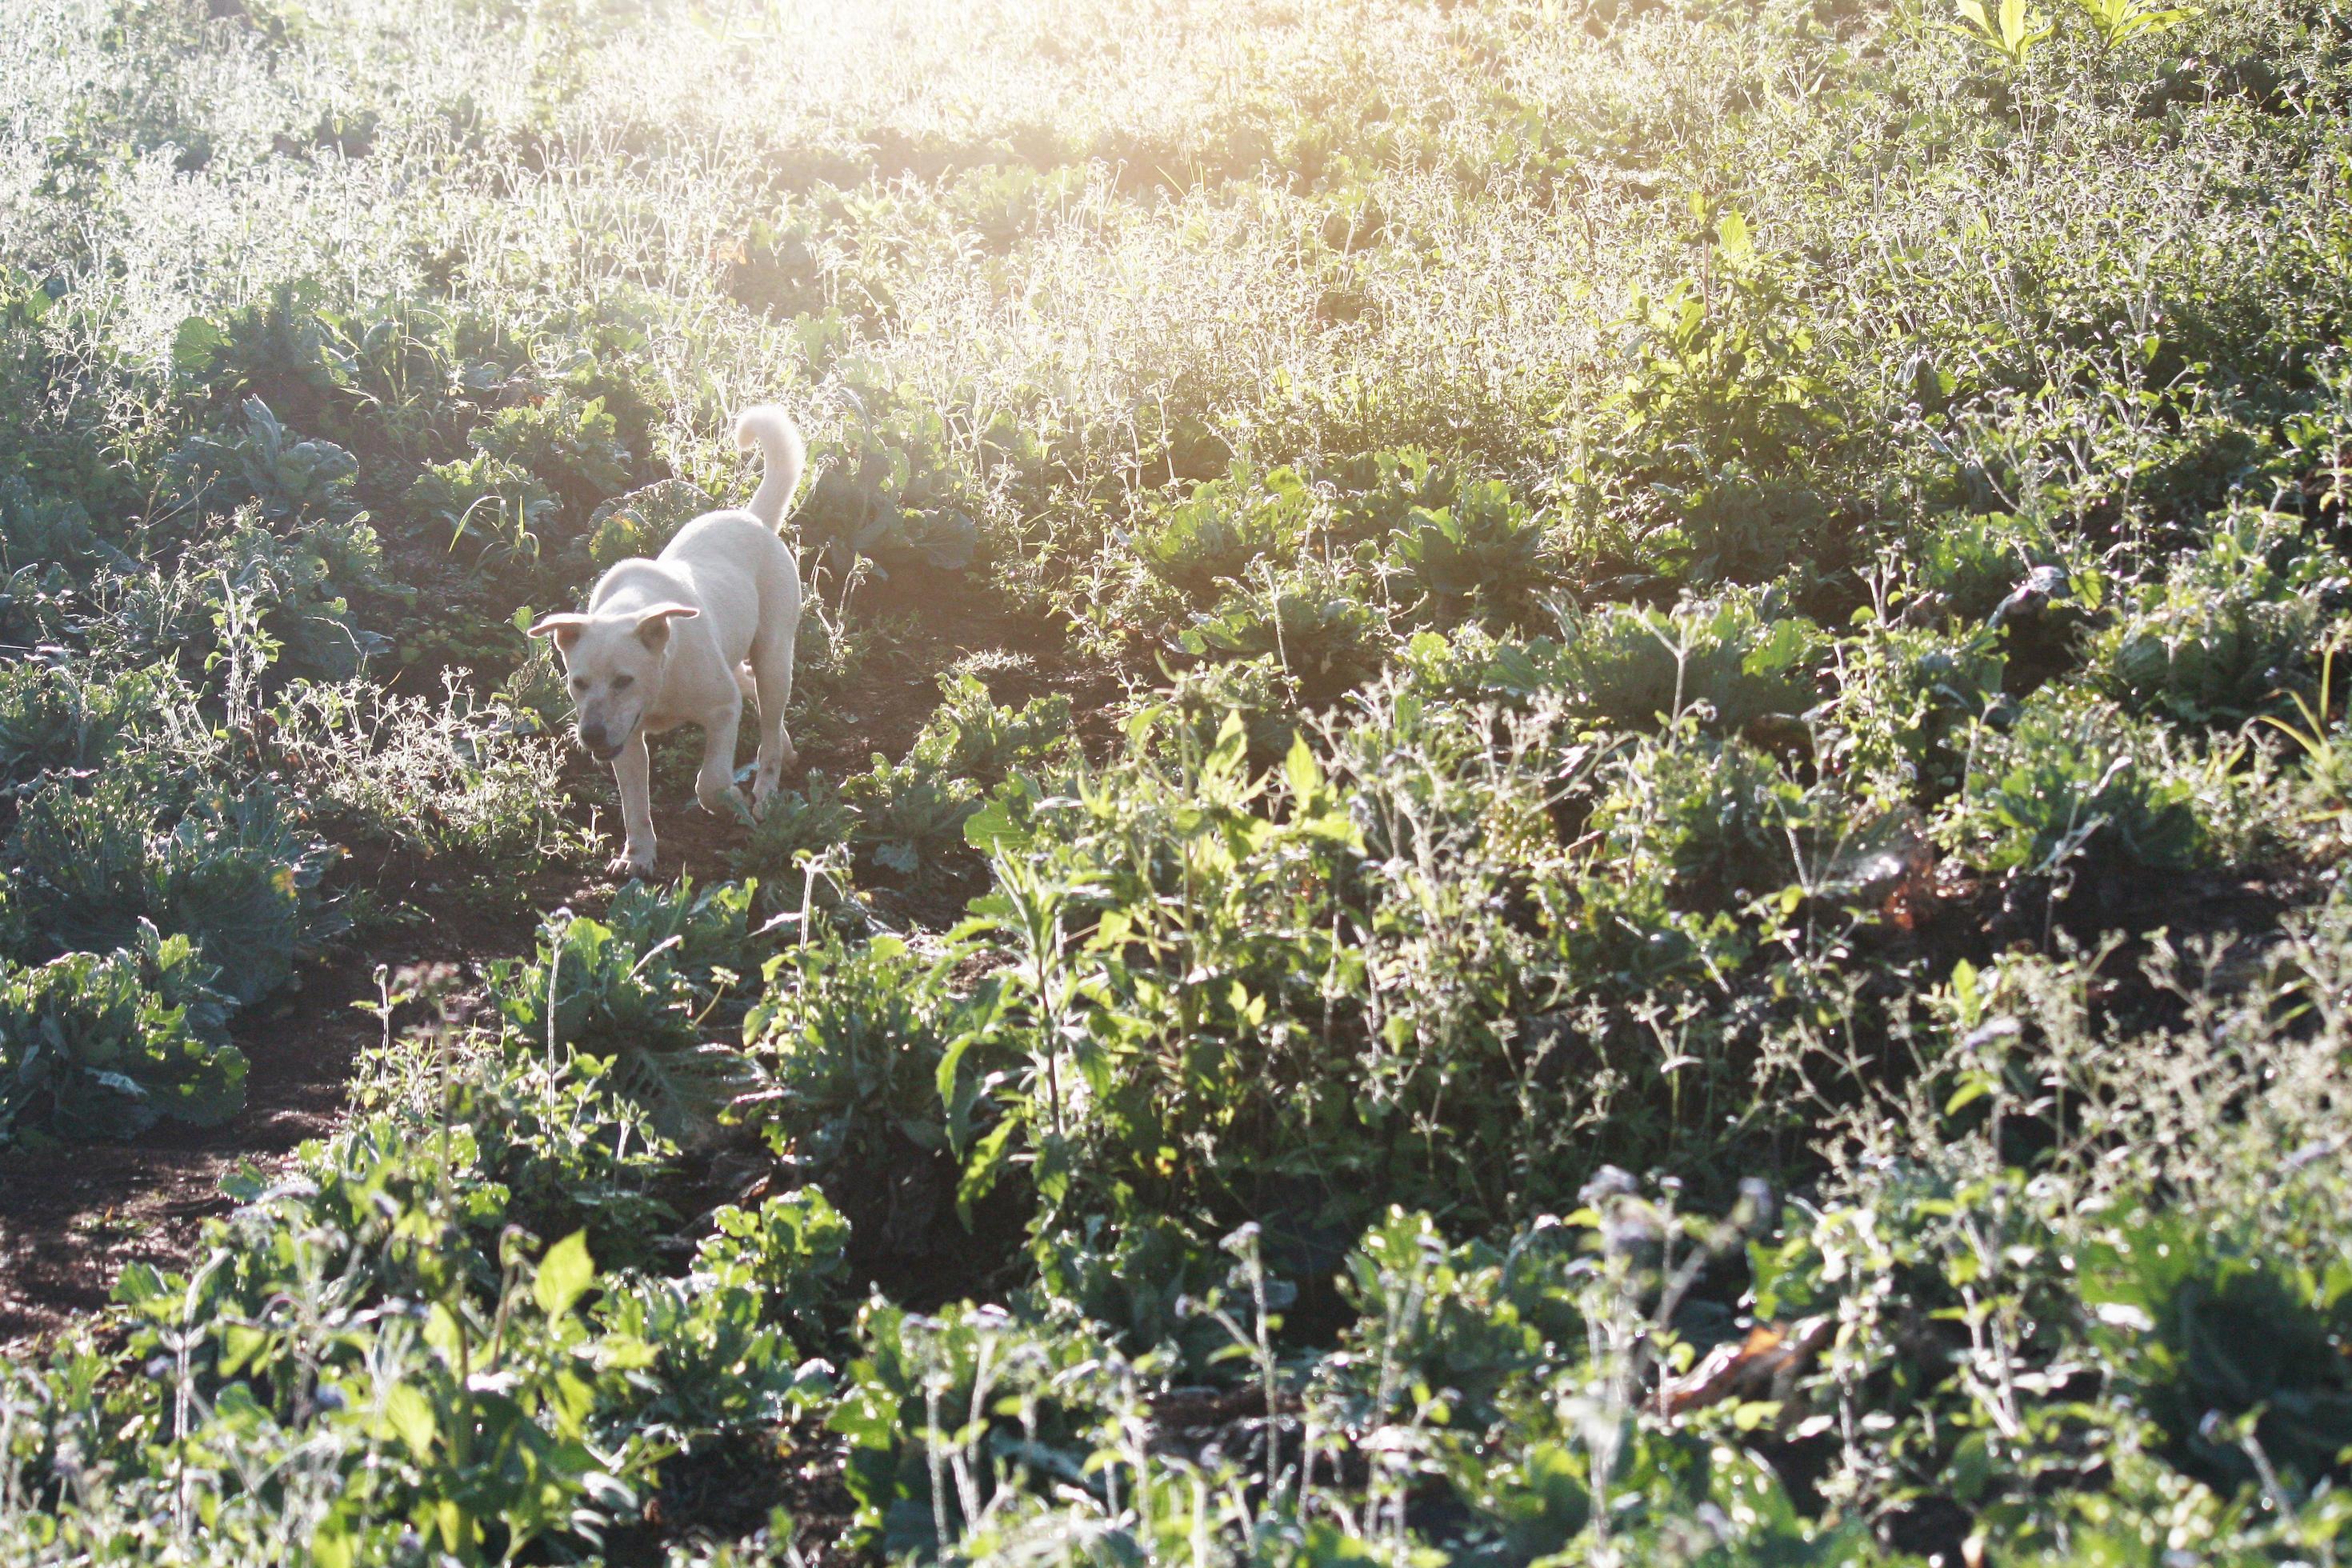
[526,602,697,761]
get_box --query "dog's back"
[654,404,806,661]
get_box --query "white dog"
[529,406,806,875]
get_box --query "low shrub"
[1824,619,2009,806]
[486,883,769,1142]
[1181,557,1385,706]
[0,476,126,577]
[168,397,358,524]
[271,676,574,867]
[404,450,557,566]
[1938,694,2224,878]
[1134,460,1317,603]
[0,926,243,1146]
[10,776,342,1004]
[469,392,635,526]
[830,1298,1117,1558]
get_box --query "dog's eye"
[570,678,587,692]
[611,674,635,690]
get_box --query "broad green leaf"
[534,1229,594,1320]
[383,1382,437,1458]
[170,315,224,377]
[312,1515,355,1568]
[1283,732,1323,799]
[962,795,1026,854]
[1716,210,1754,266]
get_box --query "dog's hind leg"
[613,733,658,876]
[750,632,798,807]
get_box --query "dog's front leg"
[694,698,749,818]
[612,732,658,876]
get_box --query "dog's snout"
[579,721,610,752]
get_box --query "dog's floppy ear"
[633,602,699,650]
[526,613,590,652]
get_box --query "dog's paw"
[610,849,657,878]
[697,782,750,818]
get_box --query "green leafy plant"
[795,389,979,578]
[1504,589,1826,731]
[1182,560,1385,706]
[0,661,187,787]
[0,926,244,1146]
[406,451,557,565]
[11,777,342,1005]
[194,511,394,683]
[171,396,358,522]
[585,477,715,570]
[2090,512,2326,726]
[453,1053,682,1269]
[170,282,346,431]
[830,1298,1114,1556]
[596,1189,849,1441]
[1906,510,2080,625]
[470,393,634,523]
[0,476,126,576]
[1952,0,2055,64]
[1326,446,1458,541]
[1580,210,1846,586]
[1333,1207,1584,1434]
[2080,1212,2352,1493]
[1383,477,1550,622]
[2072,0,2193,45]
[2260,634,2352,835]
[739,935,982,1194]
[270,678,576,868]
[486,889,766,1142]
[1587,724,1854,911]
[910,673,1074,786]
[1134,461,1316,603]
[1826,620,2009,804]
[1942,696,2214,878]
[842,756,981,878]
[725,772,858,908]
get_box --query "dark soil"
[0,922,489,1350]
[606,1422,862,1567]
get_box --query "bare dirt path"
[0,942,386,1347]
[0,867,570,1350]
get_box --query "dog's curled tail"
[734,404,806,530]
